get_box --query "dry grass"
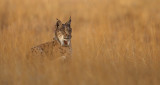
[0,0,160,85]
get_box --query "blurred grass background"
[0,0,160,85]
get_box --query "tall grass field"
[0,0,160,85]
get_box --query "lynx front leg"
[54,55,71,64]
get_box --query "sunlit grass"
[0,0,160,85]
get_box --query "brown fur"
[27,17,72,62]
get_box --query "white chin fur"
[59,36,70,46]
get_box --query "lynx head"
[55,17,72,46]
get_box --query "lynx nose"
[64,34,70,39]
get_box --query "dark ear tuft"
[66,16,71,25]
[56,19,62,29]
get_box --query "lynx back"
[27,17,72,62]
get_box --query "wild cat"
[27,17,72,62]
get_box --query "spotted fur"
[27,17,72,62]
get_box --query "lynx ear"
[56,19,62,29]
[66,16,71,25]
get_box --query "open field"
[0,0,160,85]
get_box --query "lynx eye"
[69,29,72,32]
